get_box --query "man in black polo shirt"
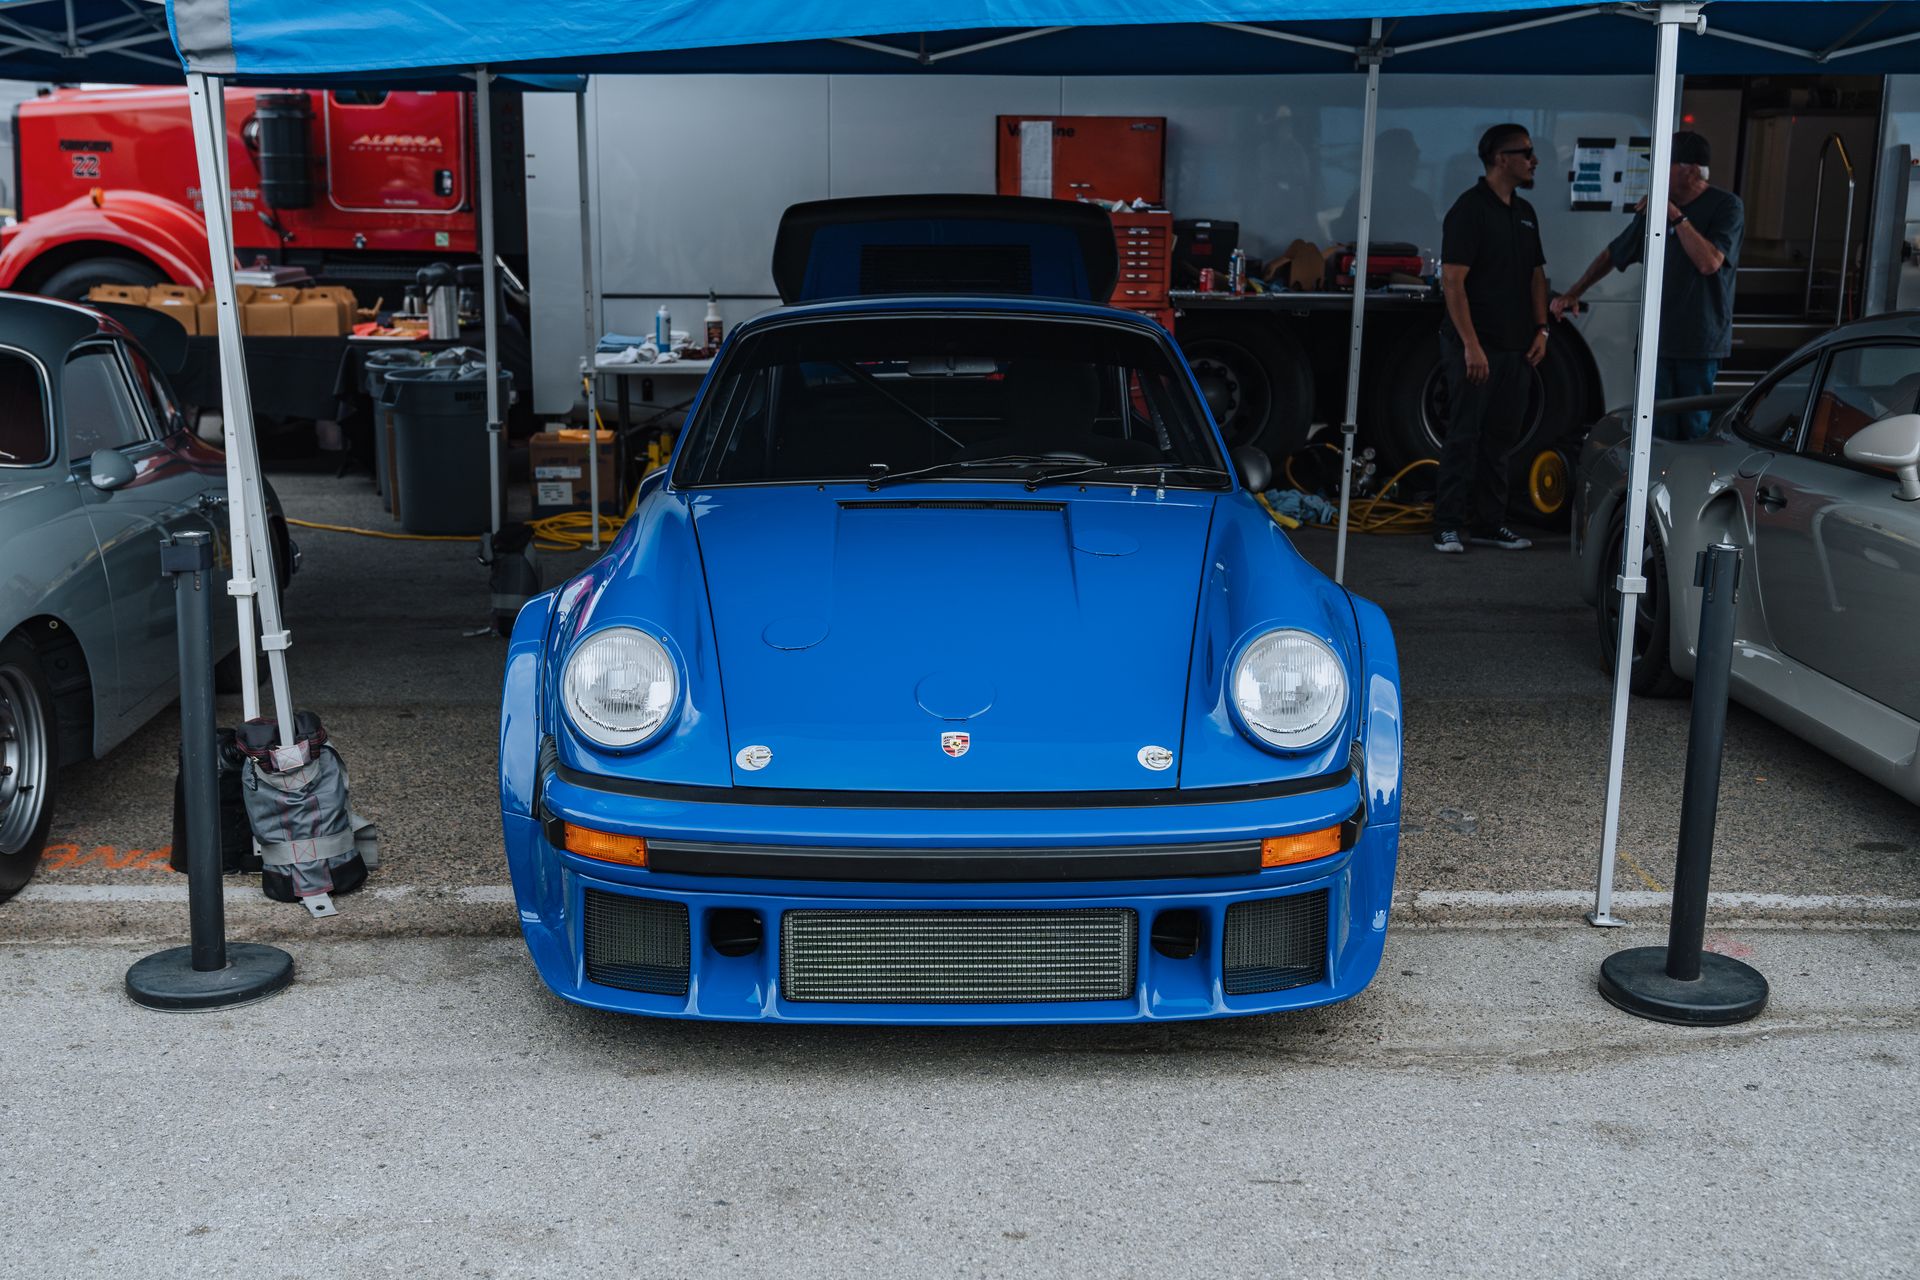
[1432,122,1551,554]
[1552,131,1744,440]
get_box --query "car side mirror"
[1842,412,1920,502]
[1231,446,1272,494]
[87,448,135,491]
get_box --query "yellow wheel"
[1527,448,1568,518]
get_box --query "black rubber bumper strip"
[547,755,1355,810]
[643,838,1265,882]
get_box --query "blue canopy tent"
[161,0,1920,917]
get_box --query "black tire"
[35,256,165,303]
[0,632,59,902]
[1596,517,1687,698]
[1176,318,1314,460]
[1362,323,1592,524]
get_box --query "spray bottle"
[704,290,724,352]
[654,303,672,350]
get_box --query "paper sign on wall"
[1018,120,1054,199]
[1570,136,1652,212]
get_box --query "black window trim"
[1794,336,1920,483]
[0,341,55,470]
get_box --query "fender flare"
[0,191,212,291]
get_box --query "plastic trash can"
[362,348,434,506]
[380,363,512,535]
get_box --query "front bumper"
[504,764,1399,1024]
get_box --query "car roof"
[730,294,1175,340]
[0,293,124,358]
[1803,311,1920,350]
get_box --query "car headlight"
[562,627,678,749]
[1231,629,1348,751]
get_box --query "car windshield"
[673,314,1228,489]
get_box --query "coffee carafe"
[415,263,459,340]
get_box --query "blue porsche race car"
[499,196,1402,1023]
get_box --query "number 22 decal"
[71,154,100,179]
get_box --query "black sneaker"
[1469,525,1533,550]
[1432,529,1466,554]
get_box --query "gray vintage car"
[0,296,294,900]
[1573,312,1920,805]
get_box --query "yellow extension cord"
[1275,443,1439,535]
[289,381,651,553]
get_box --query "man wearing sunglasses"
[1550,131,1743,441]
[1432,123,1550,554]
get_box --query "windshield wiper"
[833,361,963,448]
[1021,462,1230,491]
[866,454,1066,491]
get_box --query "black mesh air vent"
[584,890,691,996]
[1223,890,1329,995]
[838,500,1066,512]
[858,243,1032,295]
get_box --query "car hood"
[688,484,1218,791]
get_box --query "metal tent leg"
[576,86,602,549]
[476,67,503,538]
[1335,20,1383,587]
[1590,3,1701,927]
[185,72,296,753]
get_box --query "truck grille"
[781,908,1136,1004]
[583,890,690,996]
[1223,890,1329,995]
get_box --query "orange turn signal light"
[562,822,649,867]
[1260,825,1342,868]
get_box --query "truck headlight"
[562,626,677,749]
[1231,629,1347,751]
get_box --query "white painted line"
[13,883,1917,915]
[1398,889,1920,913]
[15,883,516,906]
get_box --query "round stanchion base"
[125,943,295,1012]
[1598,946,1767,1026]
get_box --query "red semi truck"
[1,85,524,301]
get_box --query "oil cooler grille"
[781,908,1137,1004]
[1223,890,1329,995]
[583,889,691,996]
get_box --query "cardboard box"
[145,295,200,335]
[528,430,621,518]
[302,286,358,329]
[290,296,343,336]
[86,284,149,306]
[241,299,294,336]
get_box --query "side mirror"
[1842,412,1920,502]
[87,448,135,491]
[1231,445,1272,494]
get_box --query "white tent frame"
[188,0,1865,920]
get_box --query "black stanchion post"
[1598,542,1768,1026]
[127,531,294,1012]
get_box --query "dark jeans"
[1436,330,1529,533]
[1654,358,1720,441]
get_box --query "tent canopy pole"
[1589,1,1700,927]
[575,86,603,549]
[185,71,297,754]
[1334,17,1383,586]
[476,66,503,538]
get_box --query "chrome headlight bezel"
[561,625,680,751]
[1229,628,1349,753]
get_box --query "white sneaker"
[1432,529,1466,554]
[1469,525,1533,550]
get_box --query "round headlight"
[1231,629,1348,751]
[563,627,678,749]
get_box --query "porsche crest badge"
[940,731,971,758]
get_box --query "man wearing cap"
[1552,131,1743,440]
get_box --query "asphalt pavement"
[6,458,1916,1276]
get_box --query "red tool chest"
[994,115,1174,329]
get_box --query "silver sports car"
[1573,312,1920,806]
[0,296,294,900]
